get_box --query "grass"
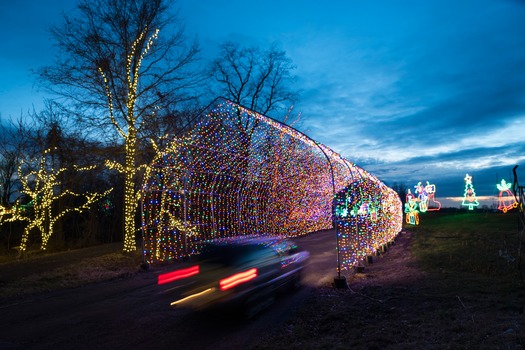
[413,212,519,265]
[413,212,525,321]
[411,212,523,297]
[253,211,525,349]
[0,250,144,298]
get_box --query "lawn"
[252,210,525,349]
[411,212,524,320]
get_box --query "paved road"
[0,230,339,350]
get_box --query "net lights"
[141,98,402,269]
[334,178,403,269]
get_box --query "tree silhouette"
[209,41,299,117]
[37,0,201,252]
[208,42,300,178]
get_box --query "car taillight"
[158,265,200,285]
[219,268,258,291]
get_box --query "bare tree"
[208,41,300,174]
[0,104,119,251]
[390,182,408,205]
[37,0,203,252]
[0,117,33,207]
[209,41,299,117]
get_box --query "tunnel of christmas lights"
[141,98,402,270]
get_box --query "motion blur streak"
[158,265,200,285]
[219,268,258,290]
[170,288,214,306]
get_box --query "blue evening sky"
[1,0,525,208]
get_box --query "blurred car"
[157,235,310,318]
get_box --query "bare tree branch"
[209,41,299,118]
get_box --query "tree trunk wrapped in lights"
[99,28,157,253]
[38,0,201,252]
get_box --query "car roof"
[202,235,288,247]
[198,237,285,266]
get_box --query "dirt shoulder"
[0,243,125,281]
[252,230,525,350]
[0,243,143,299]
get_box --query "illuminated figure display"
[414,182,428,212]
[141,98,402,270]
[404,189,419,225]
[424,181,441,211]
[497,179,518,213]
[462,173,479,210]
[414,181,441,212]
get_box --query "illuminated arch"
[141,98,402,269]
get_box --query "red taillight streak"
[158,265,200,285]
[219,268,258,291]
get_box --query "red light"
[158,265,200,285]
[219,268,258,291]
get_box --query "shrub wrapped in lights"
[141,98,402,269]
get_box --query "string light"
[462,173,479,210]
[3,148,112,251]
[141,99,402,268]
[99,26,160,252]
[414,182,429,213]
[404,189,419,225]
[334,178,403,269]
[497,179,518,213]
[413,181,441,214]
[423,181,441,211]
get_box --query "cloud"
[288,1,525,179]
[3,0,525,207]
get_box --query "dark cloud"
[360,146,525,198]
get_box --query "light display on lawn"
[414,181,441,213]
[141,98,402,270]
[404,189,419,225]
[497,179,518,213]
[462,173,479,210]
